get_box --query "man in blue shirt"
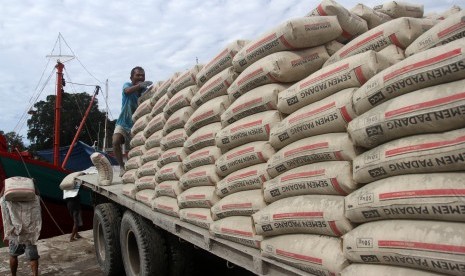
[112,66,152,176]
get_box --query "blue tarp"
[36,141,117,171]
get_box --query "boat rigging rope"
[14,148,65,236]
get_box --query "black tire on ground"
[166,234,196,276]
[93,203,123,276]
[120,211,168,276]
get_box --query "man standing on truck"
[112,66,152,176]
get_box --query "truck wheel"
[166,234,196,276]
[93,203,123,276]
[120,211,168,276]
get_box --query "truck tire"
[120,211,168,276]
[166,234,196,276]
[93,203,123,276]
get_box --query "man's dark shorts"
[67,196,83,227]
[9,239,40,260]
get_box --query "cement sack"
[138,81,162,104]
[90,152,113,186]
[277,51,390,114]
[150,73,179,103]
[196,40,249,86]
[183,122,222,154]
[132,99,153,123]
[406,10,465,56]
[185,96,230,135]
[157,147,186,168]
[128,145,146,159]
[261,234,348,276]
[131,114,150,137]
[252,195,354,237]
[163,106,194,135]
[164,85,198,116]
[155,180,182,198]
[216,111,282,151]
[307,0,368,43]
[267,133,358,178]
[378,44,405,65]
[325,18,435,66]
[272,88,357,149]
[373,1,424,18]
[227,47,329,101]
[4,177,36,202]
[324,40,344,56]
[143,113,166,139]
[191,67,237,109]
[167,64,203,97]
[211,189,266,220]
[59,171,84,190]
[160,129,187,151]
[155,162,183,182]
[179,208,213,230]
[351,3,392,30]
[222,83,289,127]
[125,156,142,171]
[179,164,220,190]
[142,147,162,164]
[343,220,465,276]
[233,16,341,72]
[135,175,157,190]
[348,79,465,149]
[345,173,465,223]
[353,39,465,115]
[442,5,463,19]
[210,216,263,249]
[263,161,356,203]
[177,186,220,208]
[150,94,170,118]
[216,141,275,177]
[136,160,159,178]
[152,196,179,218]
[135,189,156,207]
[144,130,163,149]
[216,163,270,198]
[353,128,465,184]
[122,169,137,184]
[122,183,137,199]
[130,131,146,148]
[340,264,446,276]
[182,146,222,172]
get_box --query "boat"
[0,34,115,241]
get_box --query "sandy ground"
[0,230,103,276]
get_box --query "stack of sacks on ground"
[342,20,465,275]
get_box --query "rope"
[15,148,65,236]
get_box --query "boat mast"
[102,79,109,152]
[53,61,64,166]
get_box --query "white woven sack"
[143,113,166,139]
[135,189,156,207]
[378,44,405,65]
[177,186,220,208]
[179,164,220,190]
[345,173,465,223]
[228,47,329,101]
[164,85,198,116]
[4,177,36,202]
[263,161,356,203]
[373,1,424,18]
[141,146,162,163]
[135,175,157,190]
[122,183,137,199]
[157,147,186,168]
[131,113,150,136]
[182,146,222,172]
[348,79,465,149]
[340,264,445,276]
[132,98,154,123]
[211,189,266,220]
[185,95,230,135]
[128,145,145,159]
[163,106,194,135]
[216,163,270,198]
[183,122,222,154]
[216,111,282,151]
[121,169,137,184]
[353,39,465,115]
[160,128,188,151]
[152,196,179,218]
[353,128,465,184]
[350,3,392,29]
[196,39,249,86]
[167,64,203,97]
[151,73,179,104]
[210,216,263,249]
[191,67,237,109]
[324,40,345,56]
[252,195,354,237]
[271,88,357,150]
[125,156,142,171]
[277,51,390,114]
[179,208,213,230]
[343,220,465,276]
[150,94,170,118]
[129,132,146,148]
[261,234,348,275]
[136,160,158,178]
[60,171,84,190]
[155,181,182,198]
[216,141,275,177]
[233,16,341,72]
[155,162,183,182]
[144,130,163,149]
[139,80,162,104]
[90,152,113,186]
[267,133,358,178]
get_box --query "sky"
[1,0,463,145]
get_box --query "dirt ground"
[0,230,103,276]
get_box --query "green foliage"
[0,130,26,151]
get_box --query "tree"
[27,91,115,151]
[0,131,26,152]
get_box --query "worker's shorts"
[9,239,40,260]
[113,125,131,152]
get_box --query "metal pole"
[102,79,109,152]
